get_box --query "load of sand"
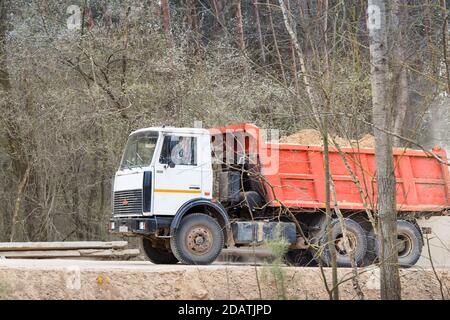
[280,129,375,148]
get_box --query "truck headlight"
[139,221,146,230]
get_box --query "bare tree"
[252,0,266,64]
[391,0,409,146]
[440,0,450,94]
[0,0,9,91]
[278,0,339,300]
[161,0,172,45]
[367,0,401,300]
[235,0,246,53]
[266,0,286,84]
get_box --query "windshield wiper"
[135,153,144,169]
[121,159,134,170]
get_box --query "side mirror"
[168,160,176,168]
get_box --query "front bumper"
[109,216,172,236]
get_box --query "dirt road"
[0,258,449,300]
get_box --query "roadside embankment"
[0,259,448,299]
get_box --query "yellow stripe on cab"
[154,189,202,194]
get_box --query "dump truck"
[110,123,450,267]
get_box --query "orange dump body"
[209,123,450,213]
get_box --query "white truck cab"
[113,127,213,217]
[110,126,232,265]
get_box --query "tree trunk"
[267,0,287,84]
[367,0,401,300]
[286,0,299,92]
[322,106,339,300]
[440,0,450,94]
[161,0,172,44]
[235,0,246,53]
[211,0,220,27]
[211,0,225,35]
[391,0,409,146]
[1,0,16,239]
[187,0,198,32]
[322,0,338,300]
[0,0,10,91]
[252,0,266,63]
[121,6,130,95]
[278,0,316,108]
[289,38,299,92]
[392,69,408,146]
[10,166,30,242]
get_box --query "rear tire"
[170,213,224,265]
[141,237,179,264]
[369,220,423,268]
[319,218,367,267]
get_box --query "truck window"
[159,135,197,166]
[120,131,159,169]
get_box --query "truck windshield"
[120,131,159,169]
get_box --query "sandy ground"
[0,258,449,300]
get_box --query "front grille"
[113,189,143,215]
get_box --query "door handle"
[189,186,200,190]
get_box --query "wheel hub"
[397,234,412,257]
[186,226,213,255]
[335,233,357,255]
[195,236,204,245]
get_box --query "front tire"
[170,213,224,265]
[141,237,179,264]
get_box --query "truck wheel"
[320,218,367,267]
[170,213,224,265]
[370,220,423,268]
[141,237,179,264]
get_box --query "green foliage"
[262,224,290,300]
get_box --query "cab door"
[152,134,202,215]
